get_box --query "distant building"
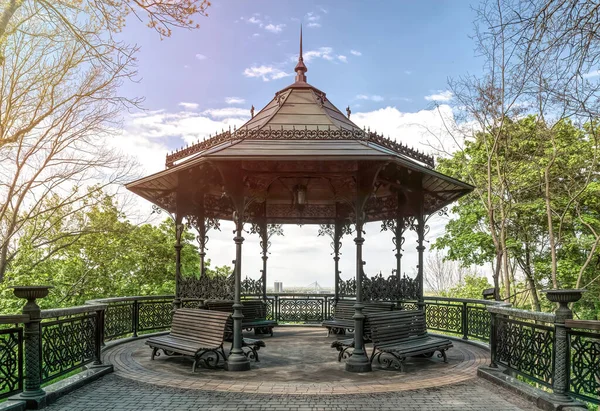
[274,281,283,293]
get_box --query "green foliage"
[0,193,215,314]
[434,116,600,317]
[441,274,492,300]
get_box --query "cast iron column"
[173,217,184,310]
[333,220,342,303]
[416,200,425,310]
[346,212,372,373]
[226,210,251,371]
[260,220,268,301]
[394,216,404,279]
[195,212,207,278]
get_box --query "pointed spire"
[294,25,307,83]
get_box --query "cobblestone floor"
[45,327,541,410]
[46,374,539,410]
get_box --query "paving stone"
[45,327,541,410]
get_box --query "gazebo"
[126,32,474,373]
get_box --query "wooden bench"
[369,310,453,371]
[326,300,395,361]
[145,308,230,372]
[205,299,277,336]
[323,299,395,336]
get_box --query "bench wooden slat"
[322,300,395,337]
[206,300,277,336]
[367,310,453,370]
[145,308,231,371]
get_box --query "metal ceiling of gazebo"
[126,31,474,372]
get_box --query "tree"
[0,0,212,281]
[0,193,205,313]
[431,0,600,305]
[441,274,492,300]
[424,250,480,295]
[434,116,600,313]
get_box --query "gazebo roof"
[126,31,474,223]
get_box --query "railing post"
[11,286,52,408]
[489,311,498,368]
[93,308,104,365]
[462,302,469,340]
[542,289,585,403]
[274,295,279,322]
[133,299,139,338]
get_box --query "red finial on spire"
[294,25,307,83]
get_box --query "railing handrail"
[0,314,29,325]
[87,295,174,304]
[41,303,107,319]
[565,319,600,330]
[487,305,556,323]
[424,296,511,306]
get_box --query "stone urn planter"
[11,285,53,315]
[542,288,586,304]
[542,288,586,322]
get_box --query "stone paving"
[45,327,541,410]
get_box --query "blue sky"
[115,1,486,289]
[119,1,481,119]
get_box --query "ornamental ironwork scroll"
[495,317,554,386]
[189,216,221,255]
[0,327,22,400]
[179,274,235,300]
[40,313,97,383]
[165,128,434,169]
[137,300,173,332]
[179,274,264,299]
[249,223,284,254]
[104,303,134,341]
[241,276,264,295]
[337,272,418,301]
[568,329,600,404]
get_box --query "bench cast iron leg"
[151,347,158,360]
[438,350,448,363]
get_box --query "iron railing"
[40,305,105,384]
[0,316,25,400]
[566,319,600,404]
[1,292,599,406]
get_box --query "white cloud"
[305,12,322,28]
[178,102,199,110]
[425,90,453,102]
[225,97,246,105]
[356,94,384,102]
[247,16,262,25]
[350,50,362,56]
[202,107,249,118]
[243,65,291,81]
[304,47,334,61]
[583,70,600,78]
[252,33,260,37]
[117,104,468,288]
[306,12,320,22]
[195,53,207,60]
[265,23,286,33]
[337,55,348,63]
[404,70,412,75]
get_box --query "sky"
[112,1,485,289]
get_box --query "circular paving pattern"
[105,327,490,395]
